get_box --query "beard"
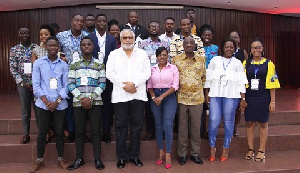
[121,43,134,50]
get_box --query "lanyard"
[252,58,262,79]
[222,57,232,71]
[98,39,106,49]
[80,58,94,70]
[70,35,81,52]
[48,58,57,77]
[24,45,31,58]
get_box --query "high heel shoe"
[255,151,265,162]
[220,148,229,162]
[245,149,255,160]
[165,154,171,169]
[156,151,165,165]
[208,147,216,162]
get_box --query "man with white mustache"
[106,29,151,169]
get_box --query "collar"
[182,53,196,60]
[42,56,61,63]
[120,46,137,57]
[147,37,161,42]
[96,31,106,38]
[153,62,171,68]
[68,29,84,38]
[80,56,95,63]
[20,42,34,49]
[180,34,193,40]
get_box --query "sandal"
[245,149,254,160]
[255,151,265,162]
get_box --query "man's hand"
[122,82,137,94]
[80,97,92,109]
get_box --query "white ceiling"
[0,0,299,17]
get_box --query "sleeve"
[169,39,177,58]
[172,65,180,91]
[9,47,23,84]
[56,32,64,52]
[133,51,151,87]
[147,68,153,90]
[201,58,206,87]
[236,61,248,93]
[266,61,280,89]
[204,58,215,88]
[106,51,124,87]
[242,60,250,88]
[67,63,81,99]
[32,60,45,98]
[58,63,69,99]
[91,63,106,100]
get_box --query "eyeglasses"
[122,36,134,40]
[251,46,262,50]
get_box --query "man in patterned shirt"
[169,18,205,58]
[9,27,38,144]
[68,37,106,170]
[172,37,206,165]
[138,21,169,141]
[56,14,88,142]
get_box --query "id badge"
[220,75,227,86]
[98,52,104,64]
[50,78,58,89]
[72,52,80,62]
[251,79,259,90]
[150,55,157,64]
[24,63,32,74]
[81,76,88,86]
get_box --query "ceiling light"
[227,0,231,5]
[42,0,47,3]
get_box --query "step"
[0,125,299,164]
[0,151,300,173]
[1,111,300,135]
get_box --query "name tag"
[150,55,157,64]
[81,76,88,86]
[220,75,227,86]
[50,78,58,89]
[24,63,32,74]
[72,52,80,62]
[98,52,104,64]
[251,79,259,90]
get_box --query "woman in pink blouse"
[148,47,179,169]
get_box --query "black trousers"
[36,107,65,158]
[74,106,102,159]
[114,100,145,159]
[101,80,113,135]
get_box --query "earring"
[261,51,265,57]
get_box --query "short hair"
[199,24,215,36]
[148,21,160,28]
[72,14,83,20]
[108,19,119,31]
[85,14,95,18]
[46,36,59,43]
[39,24,55,36]
[186,9,195,14]
[156,47,168,57]
[19,27,31,32]
[120,29,135,39]
[49,23,60,30]
[228,30,241,37]
[180,18,190,25]
[165,17,175,22]
[95,13,107,20]
[80,36,93,44]
[220,37,237,56]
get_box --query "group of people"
[8,8,280,173]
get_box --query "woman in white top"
[204,38,248,162]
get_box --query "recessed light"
[227,0,231,5]
[42,0,47,3]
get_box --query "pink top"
[147,63,179,91]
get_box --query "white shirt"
[96,31,106,57]
[204,56,248,98]
[159,32,178,44]
[106,47,151,103]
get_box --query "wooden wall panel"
[0,3,300,93]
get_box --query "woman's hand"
[269,102,275,112]
[239,100,248,112]
[205,95,210,107]
[153,96,163,106]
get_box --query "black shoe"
[190,155,203,165]
[95,158,105,170]
[117,159,126,169]
[129,158,143,167]
[143,131,155,141]
[20,135,30,144]
[102,134,111,143]
[201,132,208,139]
[68,158,85,170]
[178,156,187,165]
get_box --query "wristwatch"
[241,98,246,101]
[57,98,62,104]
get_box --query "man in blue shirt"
[31,37,69,172]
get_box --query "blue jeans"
[208,97,239,148]
[150,88,177,153]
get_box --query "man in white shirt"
[106,29,151,169]
[159,17,178,44]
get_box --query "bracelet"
[151,96,155,100]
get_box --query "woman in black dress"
[243,38,280,161]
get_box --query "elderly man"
[106,29,151,169]
[172,37,206,165]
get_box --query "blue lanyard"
[252,59,262,79]
[48,57,57,77]
[80,58,94,70]
[222,57,232,71]
[24,45,31,58]
[70,35,81,52]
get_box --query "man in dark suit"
[89,13,117,143]
[121,11,149,40]
[175,9,201,37]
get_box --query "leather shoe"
[190,155,203,165]
[129,158,143,167]
[178,156,187,165]
[58,158,68,169]
[143,131,155,140]
[30,161,45,173]
[68,158,85,170]
[20,135,30,144]
[117,159,126,169]
[102,134,111,143]
[95,157,105,170]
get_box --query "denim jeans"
[208,97,239,148]
[150,88,177,153]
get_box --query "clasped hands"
[122,82,137,94]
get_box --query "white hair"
[120,29,135,40]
